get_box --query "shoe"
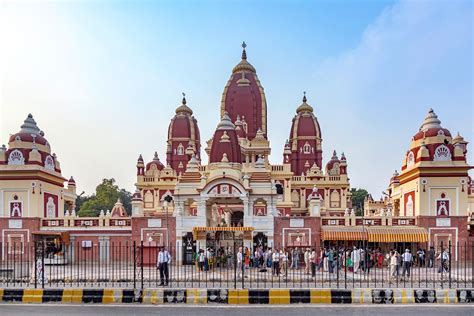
[159,283,164,286]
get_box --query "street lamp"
[163,195,173,250]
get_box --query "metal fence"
[0,241,473,289]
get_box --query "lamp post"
[163,195,173,250]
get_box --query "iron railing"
[0,241,472,289]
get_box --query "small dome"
[67,176,76,186]
[167,95,201,170]
[110,199,127,217]
[209,114,242,163]
[9,114,49,147]
[132,190,142,200]
[146,152,165,171]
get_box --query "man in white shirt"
[236,247,243,278]
[351,246,361,273]
[157,246,171,286]
[272,249,280,276]
[401,249,412,278]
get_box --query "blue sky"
[0,0,472,197]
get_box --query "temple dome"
[402,108,459,170]
[3,114,61,172]
[221,42,267,140]
[167,95,201,171]
[286,94,323,173]
[209,112,242,163]
[146,152,165,171]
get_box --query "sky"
[0,0,472,198]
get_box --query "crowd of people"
[190,244,452,281]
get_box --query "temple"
[1,43,473,263]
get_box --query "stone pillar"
[69,236,76,263]
[308,199,322,217]
[98,236,110,263]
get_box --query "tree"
[77,178,132,217]
[350,188,369,216]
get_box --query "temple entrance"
[181,232,196,265]
[253,232,268,249]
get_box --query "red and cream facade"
[1,44,473,263]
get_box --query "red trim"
[0,175,65,186]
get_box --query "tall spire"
[182,92,186,105]
[241,41,247,60]
[296,91,313,114]
[175,92,193,115]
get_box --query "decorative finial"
[182,92,186,105]
[241,41,247,60]
[302,91,307,103]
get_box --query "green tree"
[350,188,369,216]
[77,178,132,217]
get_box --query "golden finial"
[241,41,247,60]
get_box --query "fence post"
[40,241,45,289]
[34,242,38,289]
[448,240,452,288]
[140,240,144,290]
[233,232,237,289]
[133,241,136,290]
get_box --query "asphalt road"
[0,304,472,316]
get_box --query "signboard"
[290,218,304,228]
[8,219,22,229]
[148,219,162,227]
[436,218,451,227]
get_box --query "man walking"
[428,247,435,268]
[157,246,171,286]
[351,246,360,273]
[401,249,412,279]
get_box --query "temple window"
[407,151,415,167]
[302,142,311,154]
[8,150,25,165]
[177,143,184,155]
[434,145,451,161]
[44,155,55,170]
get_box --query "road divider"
[1,288,473,304]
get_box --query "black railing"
[0,241,472,289]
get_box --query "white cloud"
[307,0,473,196]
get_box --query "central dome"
[220,42,267,140]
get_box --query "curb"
[0,288,472,304]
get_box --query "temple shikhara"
[1,43,473,263]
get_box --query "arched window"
[8,150,25,165]
[302,142,311,154]
[330,190,340,208]
[44,155,55,170]
[434,145,451,161]
[406,151,415,167]
[405,195,414,216]
[177,143,184,155]
[291,190,300,207]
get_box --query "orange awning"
[321,226,367,241]
[367,226,428,243]
[192,227,254,232]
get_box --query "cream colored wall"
[396,176,468,217]
[0,179,64,218]
[424,177,467,216]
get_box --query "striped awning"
[367,226,428,243]
[321,226,367,241]
[192,226,254,232]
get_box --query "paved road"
[1,304,472,316]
